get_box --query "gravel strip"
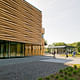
[0,61,68,80]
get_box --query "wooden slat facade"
[0,0,42,45]
[0,0,44,58]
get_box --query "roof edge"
[23,0,42,12]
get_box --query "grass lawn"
[38,65,80,80]
[60,54,80,57]
[73,64,80,68]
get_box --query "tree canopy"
[47,41,80,53]
[52,42,67,46]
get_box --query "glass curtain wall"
[0,40,9,58]
[0,40,24,58]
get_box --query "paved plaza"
[43,54,80,64]
[0,54,80,80]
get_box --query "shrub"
[78,68,80,72]
[69,67,74,71]
[74,65,77,69]
[67,72,72,76]
[73,70,77,74]
[60,74,64,77]
[45,76,50,80]
[38,78,43,80]
[50,74,54,78]
[55,75,59,79]
[69,77,76,80]
[66,67,74,72]
[59,69,63,73]
[64,71,68,75]
[58,77,64,80]
[65,67,70,70]
[78,73,80,76]
[64,75,69,80]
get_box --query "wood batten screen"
[0,0,42,45]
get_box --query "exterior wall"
[0,0,42,45]
[41,28,45,55]
[25,45,43,56]
[0,0,44,57]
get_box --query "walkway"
[43,53,80,64]
[0,54,80,80]
[0,56,67,80]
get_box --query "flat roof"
[48,46,75,49]
[48,46,66,49]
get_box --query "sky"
[26,0,80,45]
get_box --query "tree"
[47,44,52,53]
[78,47,80,52]
[76,42,80,52]
[67,42,80,53]
[52,42,67,46]
[76,42,80,46]
[44,40,47,45]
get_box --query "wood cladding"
[0,0,42,45]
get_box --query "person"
[65,51,68,58]
[72,51,76,57]
[52,51,56,58]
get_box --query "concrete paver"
[0,54,80,80]
[0,56,51,66]
[0,56,67,80]
[42,54,80,64]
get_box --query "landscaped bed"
[61,54,80,57]
[38,65,80,80]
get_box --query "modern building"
[0,0,44,58]
[48,46,75,54]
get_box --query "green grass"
[73,64,80,68]
[61,54,80,57]
[37,65,80,80]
